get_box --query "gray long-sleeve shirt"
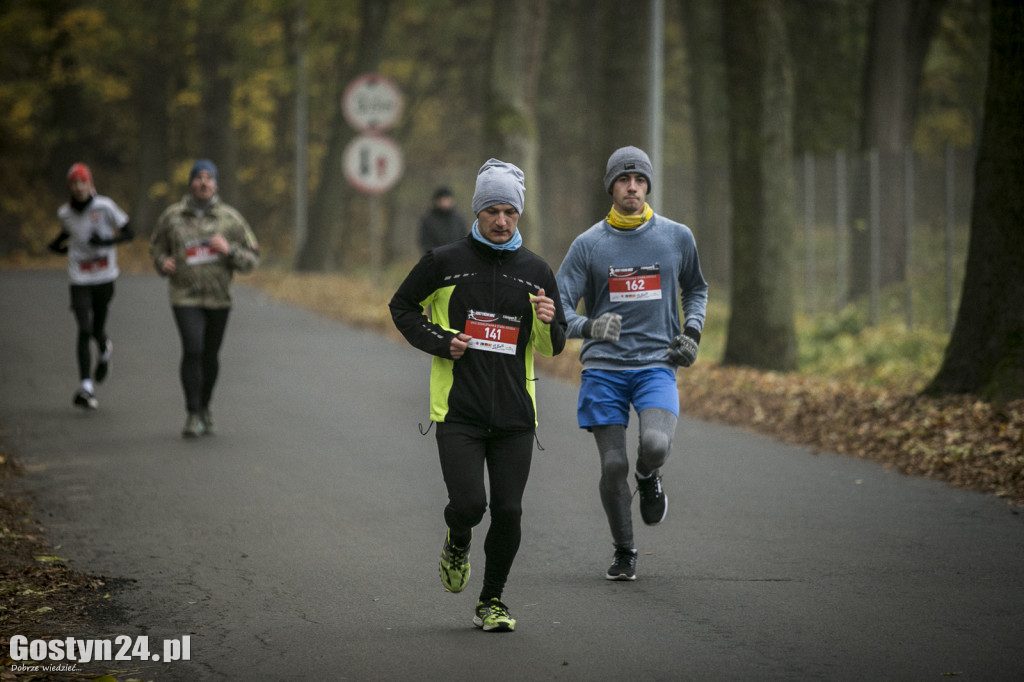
[555,213,708,371]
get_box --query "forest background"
[0,0,988,283]
[1,0,1022,502]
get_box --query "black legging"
[172,306,230,415]
[70,282,114,381]
[435,422,534,603]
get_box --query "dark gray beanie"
[472,158,525,215]
[603,146,653,195]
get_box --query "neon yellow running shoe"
[439,529,471,593]
[473,598,516,632]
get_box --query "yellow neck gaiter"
[607,203,654,229]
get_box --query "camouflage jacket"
[150,195,259,308]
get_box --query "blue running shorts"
[577,367,679,429]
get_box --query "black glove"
[583,312,622,341]
[668,328,701,367]
[48,232,69,254]
[89,224,134,247]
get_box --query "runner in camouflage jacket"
[149,160,259,438]
[149,194,259,308]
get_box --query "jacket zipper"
[488,255,500,428]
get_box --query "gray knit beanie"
[603,146,653,195]
[472,159,525,215]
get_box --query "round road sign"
[342,134,404,195]
[342,74,403,132]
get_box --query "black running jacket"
[389,235,567,431]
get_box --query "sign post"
[341,74,404,283]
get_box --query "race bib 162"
[608,264,662,302]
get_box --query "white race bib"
[185,239,220,266]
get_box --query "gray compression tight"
[592,407,677,550]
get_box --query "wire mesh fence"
[794,143,973,333]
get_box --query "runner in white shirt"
[48,163,133,409]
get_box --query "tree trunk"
[589,0,651,223]
[45,0,92,184]
[296,0,392,271]
[197,0,242,205]
[133,53,172,235]
[681,0,732,288]
[536,0,602,259]
[850,0,946,297]
[482,0,548,251]
[721,0,798,372]
[924,0,1024,402]
[131,3,178,235]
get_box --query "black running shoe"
[605,548,637,581]
[636,471,668,525]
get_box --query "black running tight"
[70,282,114,381]
[171,306,230,415]
[435,422,534,602]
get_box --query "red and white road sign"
[342,134,404,195]
[341,74,403,133]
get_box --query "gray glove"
[586,312,622,341]
[667,329,700,367]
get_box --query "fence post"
[804,151,815,315]
[835,150,848,312]
[904,146,914,330]
[945,142,956,333]
[869,148,880,326]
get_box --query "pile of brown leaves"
[0,453,115,680]
[537,353,1024,505]
[678,365,1024,504]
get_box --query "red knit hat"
[67,163,93,188]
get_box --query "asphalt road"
[1,269,1022,681]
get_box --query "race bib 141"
[465,310,521,355]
